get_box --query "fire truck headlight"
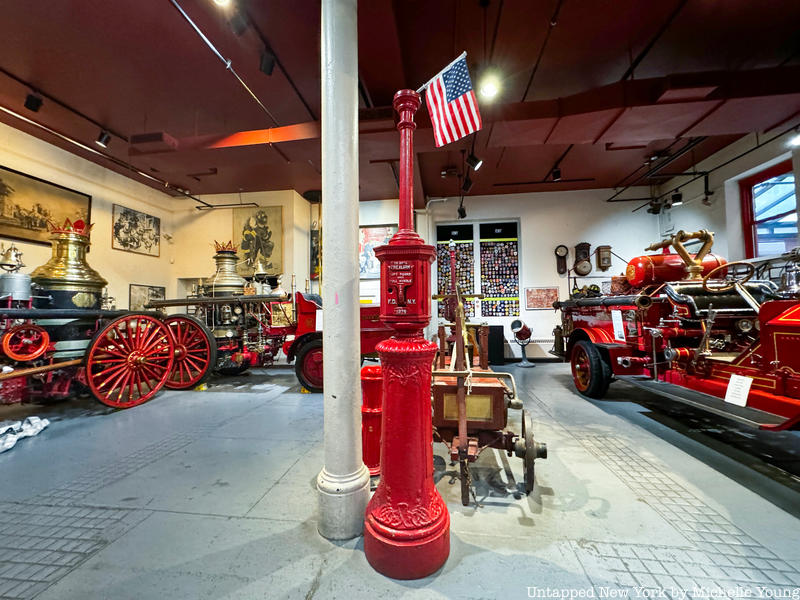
[736,319,754,333]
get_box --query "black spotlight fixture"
[457,200,467,219]
[259,48,276,76]
[462,175,473,193]
[24,93,43,112]
[95,130,111,148]
[671,192,683,206]
[465,153,483,171]
[551,167,562,182]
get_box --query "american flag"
[424,55,482,147]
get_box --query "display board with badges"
[479,222,520,317]
[436,221,521,319]
[436,224,475,317]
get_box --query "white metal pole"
[317,0,371,540]
[792,147,800,209]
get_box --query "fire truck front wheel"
[570,340,611,399]
[295,338,323,393]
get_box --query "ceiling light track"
[632,121,800,213]
[607,137,706,202]
[520,0,564,102]
[645,170,709,179]
[168,0,280,127]
[620,0,688,82]
[493,177,594,187]
[246,16,317,121]
[0,66,127,143]
[196,201,259,211]
[0,104,215,209]
[606,196,657,203]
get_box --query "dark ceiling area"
[0,0,799,208]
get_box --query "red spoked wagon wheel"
[2,324,50,361]
[85,314,175,408]
[164,315,216,390]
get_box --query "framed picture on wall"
[112,204,161,257]
[524,286,559,310]
[232,206,283,278]
[129,284,165,311]
[359,224,397,279]
[0,165,91,246]
[310,224,321,280]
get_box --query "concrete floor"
[1,363,799,600]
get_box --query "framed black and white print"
[112,204,161,257]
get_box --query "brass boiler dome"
[31,229,107,309]
[208,248,246,297]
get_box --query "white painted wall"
[424,189,658,358]
[171,189,312,295]
[658,194,729,258]
[359,198,398,227]
[0,122,178,308]
[358,198,399,302]
[292,191,312,293]
[658,130,798,261]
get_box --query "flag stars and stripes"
[424,55,483,148]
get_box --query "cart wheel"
[459,458,471,506]
[570,340,611,399]
[522,411,535,494]
[85,314,174,408]
[295,338,323,392]
[164,315,216,390]
[522,410,547,494]
[2,324,50,361]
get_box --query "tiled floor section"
[32,429,214,506]
[0,379,292,599]
[573,437,800,596]
[0,503,147,600]
[0,364,798,599]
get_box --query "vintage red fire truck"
[553,229,800,431]
[146,290,392,394]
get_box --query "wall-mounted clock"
[554,244,569,275]
[574,242,592,276]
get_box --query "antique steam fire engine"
[0,219,214,408]
[147,241,393,392]
[0,227,391,406]
[147,240,293,378]
[554,229,800,430]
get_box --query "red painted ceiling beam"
[129,65,800,155]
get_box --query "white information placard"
[724,374,753,407]
[611,309,626,342]
[315,309,324,331]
